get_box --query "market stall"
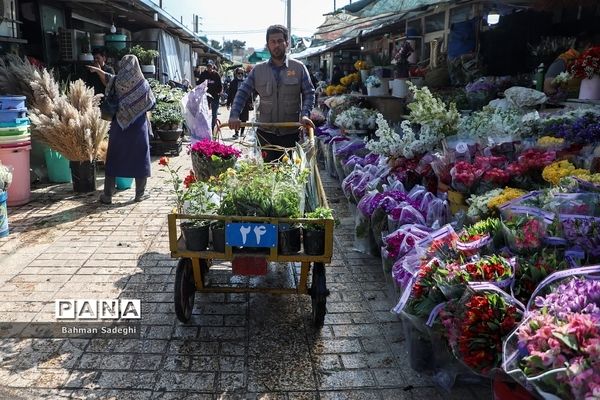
[313,36,600,397]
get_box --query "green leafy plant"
[129,45,159,65]
[151,101,183,129]
[304,207,337,231]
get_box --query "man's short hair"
[266,24,288,42]
[92,48,107,57]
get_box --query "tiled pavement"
[0,131,492,399]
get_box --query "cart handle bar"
[224,121,302,129]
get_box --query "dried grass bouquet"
[0,55,109,161]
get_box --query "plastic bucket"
[0,190,8,237]
[0,109,27,123]
[0,118,29,128]
[115,177,133,190]
[0,134,30,146]
[0,124,29,137]
[0,96,26,110]
[44,148,72,183]
[0,144,31,206]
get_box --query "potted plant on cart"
[190,139,241,182]
[303,207,337,255]
[159,156,215,251]
[130,45,159,75]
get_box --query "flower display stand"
[578,75,600,100]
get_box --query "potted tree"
[130,45,159,74]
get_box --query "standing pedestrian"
[88,55,155,204]
[197,60,223,131]
[86,47,115,97]
[228,24,315,162]
[226,67,253,139]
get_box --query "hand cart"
[167,122,334,327]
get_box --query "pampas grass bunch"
[0,56,109,161]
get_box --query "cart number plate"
[225,223,277,248]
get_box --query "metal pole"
[287,0,292,42]
[333,0,336,12]
[159,0,162,8]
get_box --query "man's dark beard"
[269,48,285,60]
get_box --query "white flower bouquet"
[335,106,378,131]
[365,75,382,88]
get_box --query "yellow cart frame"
[168,122,334,326]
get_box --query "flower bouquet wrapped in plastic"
[446,284,524,377]
[559,214,600,259]
[512,250,569,304]
[456,217,500,257]
[503,267,600,400]
[333,138,366,182]
[355,191,384,255]
[501,207,554,254]
[450,161,484,194]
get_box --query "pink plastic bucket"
[0,144,31,206]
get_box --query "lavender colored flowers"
[533,278,600,321]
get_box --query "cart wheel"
[174,258,196,323]
[311,262,329,328]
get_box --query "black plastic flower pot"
[303,228,325,255]
[211,226,225,253]
[70,160,97,193]
[278,224,301,255]
[181,222,209,251]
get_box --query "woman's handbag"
[100,84,118,121]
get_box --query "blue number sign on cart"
[225,223,277,248]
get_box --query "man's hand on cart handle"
[301,116,315,129]
[228,118,241,132]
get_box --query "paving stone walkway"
[0,127,492,399]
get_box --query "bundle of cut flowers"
[512,250,568,303]
[446,288,522,376]
[571,46,600,80]
[508,275,600,400]
[334,106,378,131]
[502,213,547,254]
[542,111,600,144]
[190,139,241,181]
[456,217,499,256]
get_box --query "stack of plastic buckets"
[0,95,31,206]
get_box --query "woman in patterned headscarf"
[89,54,155,204]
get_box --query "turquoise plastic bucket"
[44,148,72,183]
[0,96,26,110]
[0,190,8,237]
[116,177,133,190]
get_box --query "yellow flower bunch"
[354,60,369,71]
[536,136,564,147]
[542,160,589,185]
[487,187,527,210]
[324,85,347,96]
[340,73,359,86]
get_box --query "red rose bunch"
[183,170,196,188]
[455,291,522,375]
[405,258,447,318]
[474,155,507,170]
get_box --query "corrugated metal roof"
[360,0,450,16]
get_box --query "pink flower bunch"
[474,155,507,170]
[518,312,600,399]
[482,168,510,185]
[190,139,241,159]
[504,215,545,252]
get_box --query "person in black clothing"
[331,65,343,85]
[197,60,223,130]
[87,48,115,97]
[306,65,319,88]
[226,67,253,139]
